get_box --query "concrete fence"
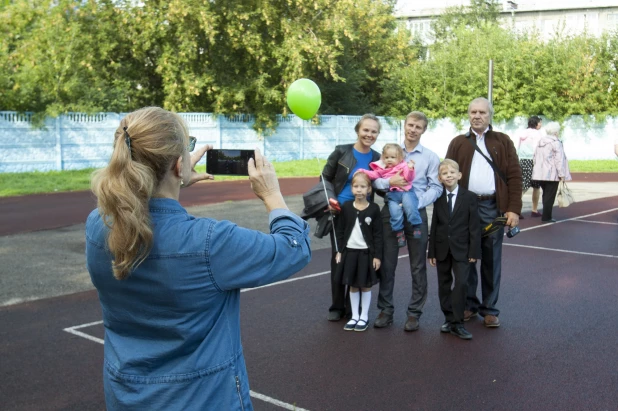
[0,111,615,173]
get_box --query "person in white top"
[516,116,544,218]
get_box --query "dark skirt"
[520,159,541,192]
[336,248,379,288]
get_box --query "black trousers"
[468,199,503,317]
[539,181,560,221]
[437,256,472,325]
[328,217,350,315]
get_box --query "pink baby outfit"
[359,161,415,191]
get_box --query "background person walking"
[516,115,544,218]
[531,121,572,223]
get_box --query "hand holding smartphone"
[206,149,255,176]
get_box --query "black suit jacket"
[428,186,481,262]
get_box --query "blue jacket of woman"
[85,198,311,410]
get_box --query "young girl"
[356,143,422,247]
[335,173,383,331]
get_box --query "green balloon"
[286,78,321,120]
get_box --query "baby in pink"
[356,143,422,246]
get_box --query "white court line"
[62,253,414,410]
[63,320,310,410]
[249,391,309,411]
[504,243,618,258]
[241,271,329,292]
[64,321,105,344]
[518,207,618,233]
[569,219,618,226]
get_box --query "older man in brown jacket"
[445,97,522,328]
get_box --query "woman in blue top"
[86,107,311,410]
[321,114,381,322]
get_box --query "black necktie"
[447,193,454,217]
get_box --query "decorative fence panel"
[0,111,615,173]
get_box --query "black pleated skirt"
[336,248,379,288]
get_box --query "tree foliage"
[0,0,411,131]
[1,0,617,130]
[380,1,618,123]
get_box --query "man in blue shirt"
[373,111,443,330]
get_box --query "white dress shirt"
[347,216,368,249]
[468,128,496,195]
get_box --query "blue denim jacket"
[85,198,311,410]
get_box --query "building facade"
[395,0,618,43]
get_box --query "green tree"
[1,0,411,131]
[431,0,501,43]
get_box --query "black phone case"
[206,149,254,176]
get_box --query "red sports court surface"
[1,189,617,410]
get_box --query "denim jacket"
[86,198,311,410]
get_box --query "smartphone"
[506,226,520,238]
[206,149,255,176]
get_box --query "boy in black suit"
[428,159,481,340]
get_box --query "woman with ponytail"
[86,107,311,410]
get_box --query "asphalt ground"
[1,174,617,410]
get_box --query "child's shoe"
[396,230,406,248]
[412,225,422,239]
[344,319,358,331]
[354,319,369,332]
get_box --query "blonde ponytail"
[91,107,189,280]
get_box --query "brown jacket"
[445,127,522,215]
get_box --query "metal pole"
[320,173,339,253]
[488,59,494,104]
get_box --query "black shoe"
[374,312,393,328]
[343,319,358,331]
[440,322,451,333]
[404,316,419,332]
[541,219,556,223]
[354,319,369,332]
[327,311,342,322]
[450,325,473,340]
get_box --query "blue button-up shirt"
[375,143,443,209]
[86,198,311,410]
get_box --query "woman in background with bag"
[531,121,572,223]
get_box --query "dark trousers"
[377,208,428,319]
[539,181,559,221]
[437,256,472,326]
[468,199,503,317]
[328,219,350,315]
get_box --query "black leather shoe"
[541,219,556,223]
[374,312,393,328]
[440,322,451,333]
[450,326,472,340]
[404,316,419,332]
